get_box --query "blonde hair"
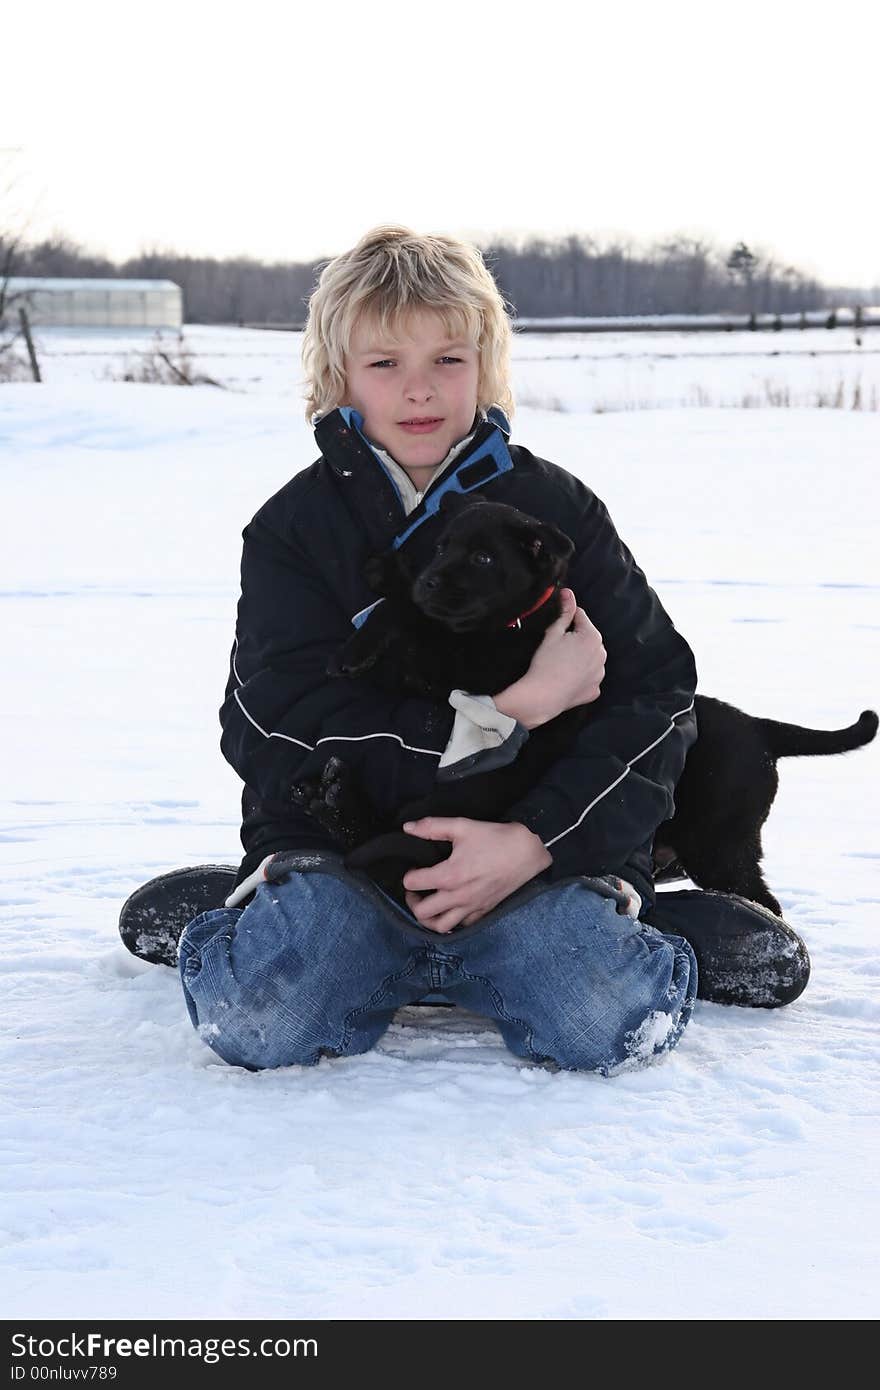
[301,225,515,424]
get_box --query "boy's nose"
[404,374,435,398]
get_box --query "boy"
[121,226,810,1073]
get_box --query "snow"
[25,320,880,409]
[1,327,878,1320]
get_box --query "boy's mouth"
[398,417,443,433]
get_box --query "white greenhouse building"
[4,278,182,328]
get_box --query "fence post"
[18,307,41,382]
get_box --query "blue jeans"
[178,864,697,1076]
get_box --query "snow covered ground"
[26,320,880,410]
[1,330,878,1320]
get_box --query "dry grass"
[591,376,879,414]
[0,345,33,382]
[515,389,568,412]
[105,330,225,387]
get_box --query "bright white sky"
[4,0,878,286]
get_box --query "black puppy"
[292,493,877,914]
[292,493,590,900]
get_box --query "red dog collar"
[506,583,559,629]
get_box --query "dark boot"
[119,865,238,966]
[117,857,457,1007]
[645,889,810,1007]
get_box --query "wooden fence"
[245,307,880,335]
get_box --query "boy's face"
[344,308,480,482]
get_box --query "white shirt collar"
[366,414,486,517]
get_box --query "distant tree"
[726,242,759,286]
[23,232,114,278]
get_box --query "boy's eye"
[368,356,464,368]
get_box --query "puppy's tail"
[759,709,878,759]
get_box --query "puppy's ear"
[363,550,405,595]
[438,490,488,518]
[521,521,575,569]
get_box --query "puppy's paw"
[326,650,356,678]
[290,773,321,809]
[291,757,377,848]
[327,636,379,678]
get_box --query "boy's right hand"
[494,589,606,729]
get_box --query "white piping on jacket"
[231,674,443,759]
[230,640,695,821]
[542,700,696,849]
[231,637,244,687]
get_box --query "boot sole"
[119,865,238,967]
[648,889,811,1007]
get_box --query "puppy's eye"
[471,550,494,566]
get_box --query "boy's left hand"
[401,818,552,933]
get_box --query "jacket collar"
[313,405,514,556]
[358,422,483,517]
[313,404,510,477]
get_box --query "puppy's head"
[411,494,574,633]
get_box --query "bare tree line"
[483,235,830,317]
[4,234,318,325]
[1,227,864,327]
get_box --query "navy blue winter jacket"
[220,406,698,907]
